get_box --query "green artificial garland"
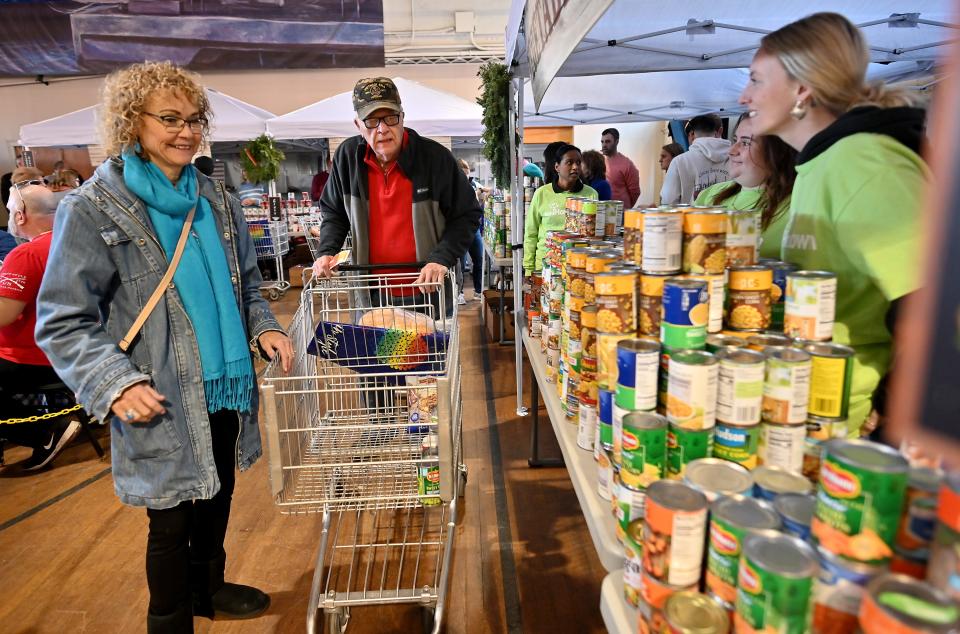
[477,62,515,188]
[240,134,285,183]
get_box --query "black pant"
[0,357,62,448]
[145,410,239,616]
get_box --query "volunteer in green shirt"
[523,144,598,276]
[695,114,797,259]
[740,12,927,436]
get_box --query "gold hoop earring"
[790,99,808,120]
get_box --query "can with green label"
[620,411,667,489]
[713,421,760,469]
[706,495,782,609]
[735,529,819,634]
[666,422,713,480]
[812,439,909,565]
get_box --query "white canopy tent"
[18,88,275,147]
[266,77,484,139]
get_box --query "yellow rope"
[0,404,83,425]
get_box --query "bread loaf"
[359,308,436,334]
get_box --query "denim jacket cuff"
[83,354,150,422]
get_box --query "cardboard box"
[288,264,309,287]
[483,289,515,341]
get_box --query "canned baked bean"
[735,530,819,634]
[641,209,683,273]
[762,347,811,424]
[706,334,749,354]
[620,411,668,489]
[667,350,718,430]
[775,492,816,541]
[639,272,669,338]
[666,422,712,480]
[814,546,887,634]
[797,341,854,421]
[895,467,941,553]
[595,265,638,334]
[643,480,709,587]
[784,271,837,341]
[746,332,791,352]
[716,348,765,426]
[684,273,724,334]
[661,278,710,350]
[758,422,807,474]
[859,573,960,634]
[813,439,908,565]
[623,208,643,266]
[684,457,753,503]
[706,495,782,608]
[761,259,799,331]
[615,339,659,412]
[726,210,760,267]
[726,265,773,331]
[664,591,730,634]
[752,465,813,501]
[683,210,727,274]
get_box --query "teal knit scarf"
[122,150,253,413]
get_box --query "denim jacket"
[35,157,284,509]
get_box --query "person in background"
[43,160,64,186]
[311,77,481,302]
[1,155,25,208]
[49,168,81,192]
[6,167,44,225]
[580,150,612,201]
[740,12,927,436]
[0,229,16,260]
[659,142,683,172]
[0,184,80,471]
[193,155,215,177]
[600,128,641,208]
[661,114,731,204]
[236,170,265,209]
[310,155,331,203]
[522,158,544,184]
[523,144,598,277]
[542,140,567,185]
[456,158,483,304]
[35,61,292,632]
[695,115,797,259]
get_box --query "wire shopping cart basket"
[248,219,291,301]
[260,265,464,633]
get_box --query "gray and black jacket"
[317,128,482,268]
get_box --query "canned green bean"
[813,439,909,565]
[620,411,668,489]
[735,529,819,634]
[666,422,712,480]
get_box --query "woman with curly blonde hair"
[36,61,292,632]
[739,12,927,437]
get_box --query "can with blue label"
[774,492,816,541]
[760,259,799,331]
[616,339,660,411]
[598,388,614,453]
[713,421,760,469]
[661,278,709,350]
[753,465,813,501]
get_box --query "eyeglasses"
[362,113,402,129]
[13,178,45,189]
[142,112,208,133]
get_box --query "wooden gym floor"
[0,289,606,634]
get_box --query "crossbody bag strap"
[118,206,196,352]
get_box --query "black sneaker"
[22,418,81,471]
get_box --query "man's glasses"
[362,113,402,129]
[142,112,208,133]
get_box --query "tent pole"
[511,76,528,418]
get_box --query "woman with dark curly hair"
[36,61,293,632]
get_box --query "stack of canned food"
[482,193,511,259]
[523,202,960,633]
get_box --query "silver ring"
[124,409,137,421]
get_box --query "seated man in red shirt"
[0,183,79,470]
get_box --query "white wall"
[0,64,484,172]
[573,122,668,208]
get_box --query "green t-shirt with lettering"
[781,133,926,433]
[695,182,790,260]
[523,183,598,275]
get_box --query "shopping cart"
[248,219,291,301]
[260,265,464,634]
[302,214,354,258]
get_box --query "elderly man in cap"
[312,77,482,304]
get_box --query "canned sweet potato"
[726,265,773,331]
[683,210,728,274]
[762,347,812,424]
[784,271,837,341]
[726,210,760,268]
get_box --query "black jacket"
[317,128,482,268]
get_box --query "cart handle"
[336,262,428,272]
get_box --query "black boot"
[147,601,194,633]
[190,554,270,620]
